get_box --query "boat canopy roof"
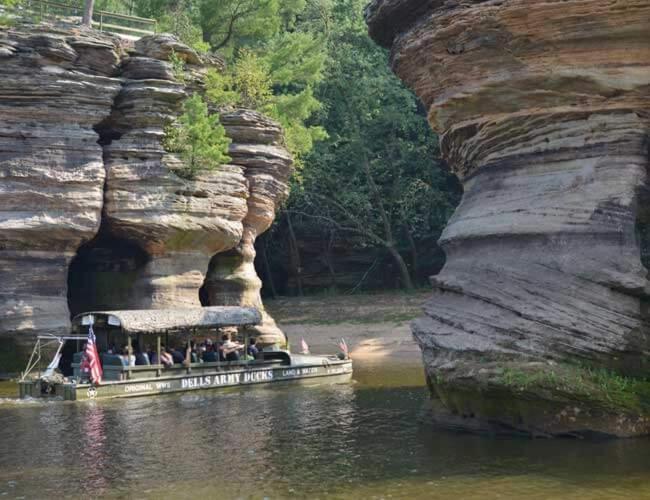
[71,306,262,335]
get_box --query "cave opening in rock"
[67,231,150,317]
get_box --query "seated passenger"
[217,341,226,362]
[222,334,243,362]
[120,346,135,367]
[135,350,150,366]
[202,344,218,362]
[171,346,185,365]
[247,338,259,359]
[160,347,174,367]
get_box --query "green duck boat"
[18,306,352,401]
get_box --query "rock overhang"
[368,0,650,133]
[0,23,292,370]
[366,0,650,436]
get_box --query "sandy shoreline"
[282,321,421,365]
[266,291,428,367]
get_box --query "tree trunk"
[360,154,414,290]
[82,0,94,26]
[386,244,414,291]
[285,212,303,297]
[260,234,278,299]
[404,225,419,285]
[325,229,337,289]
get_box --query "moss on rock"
[429,361,650,437]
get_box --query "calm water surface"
[1,362,650,499]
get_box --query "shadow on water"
[1,363,650,499]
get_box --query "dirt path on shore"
[265,291,429,366]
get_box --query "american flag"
[80,324,103,385]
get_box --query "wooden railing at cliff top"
[8,0,156,38]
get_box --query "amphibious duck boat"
[18,306,352,401]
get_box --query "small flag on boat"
[80,324,103,385]
[300,337,310,355]
[339,338,349,357]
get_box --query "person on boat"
[134,345,150,366]
[120,346,135,367]
[247,337,259,359]
[159,347,174,367]
[202,344,218,362]
[198,341,207,360]
[170,346,185,365]
[221,333,243,362]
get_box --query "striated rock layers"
[0,23,291,369]
[367,0,650,436]
[0,25,122,358]
[202,110,292,345]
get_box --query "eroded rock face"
[0,23,291,370]
[0,25,123,347]
[367,0,650,436]
[203,110,292,345]
[99,42,248,310]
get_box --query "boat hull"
[19,359,353,401]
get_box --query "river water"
[1,361,650,499]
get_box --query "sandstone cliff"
[203,110,291,345]
[367,0,650,436]
[0,23,291,369]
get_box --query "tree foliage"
[113,0,460,291]
[203,36,327,164]
[163,94,231,179]
[0,0,17,26]
[134,0,326,164]
[267,0,461,292]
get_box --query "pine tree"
[164,95,231,179]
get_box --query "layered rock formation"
[0,25,123,357]
[203,110,292,344]
[100,36,248,311]
[367,0,650,436]
[0,23,291,370]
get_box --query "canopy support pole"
[20,338,41,382]
[156,335,161,377]
[186,335,191,375]
[127,335,132,380]
[217,329,222,372]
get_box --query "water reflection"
[1,365,650,498]
[79,404,110,495]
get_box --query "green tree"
[199,0,280,52]
[163,94,231,178]
[204,34,327,164]
[138,0,327,163]
[278,0,460,291]
[0,0,17,25]
[115,0,460,292]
